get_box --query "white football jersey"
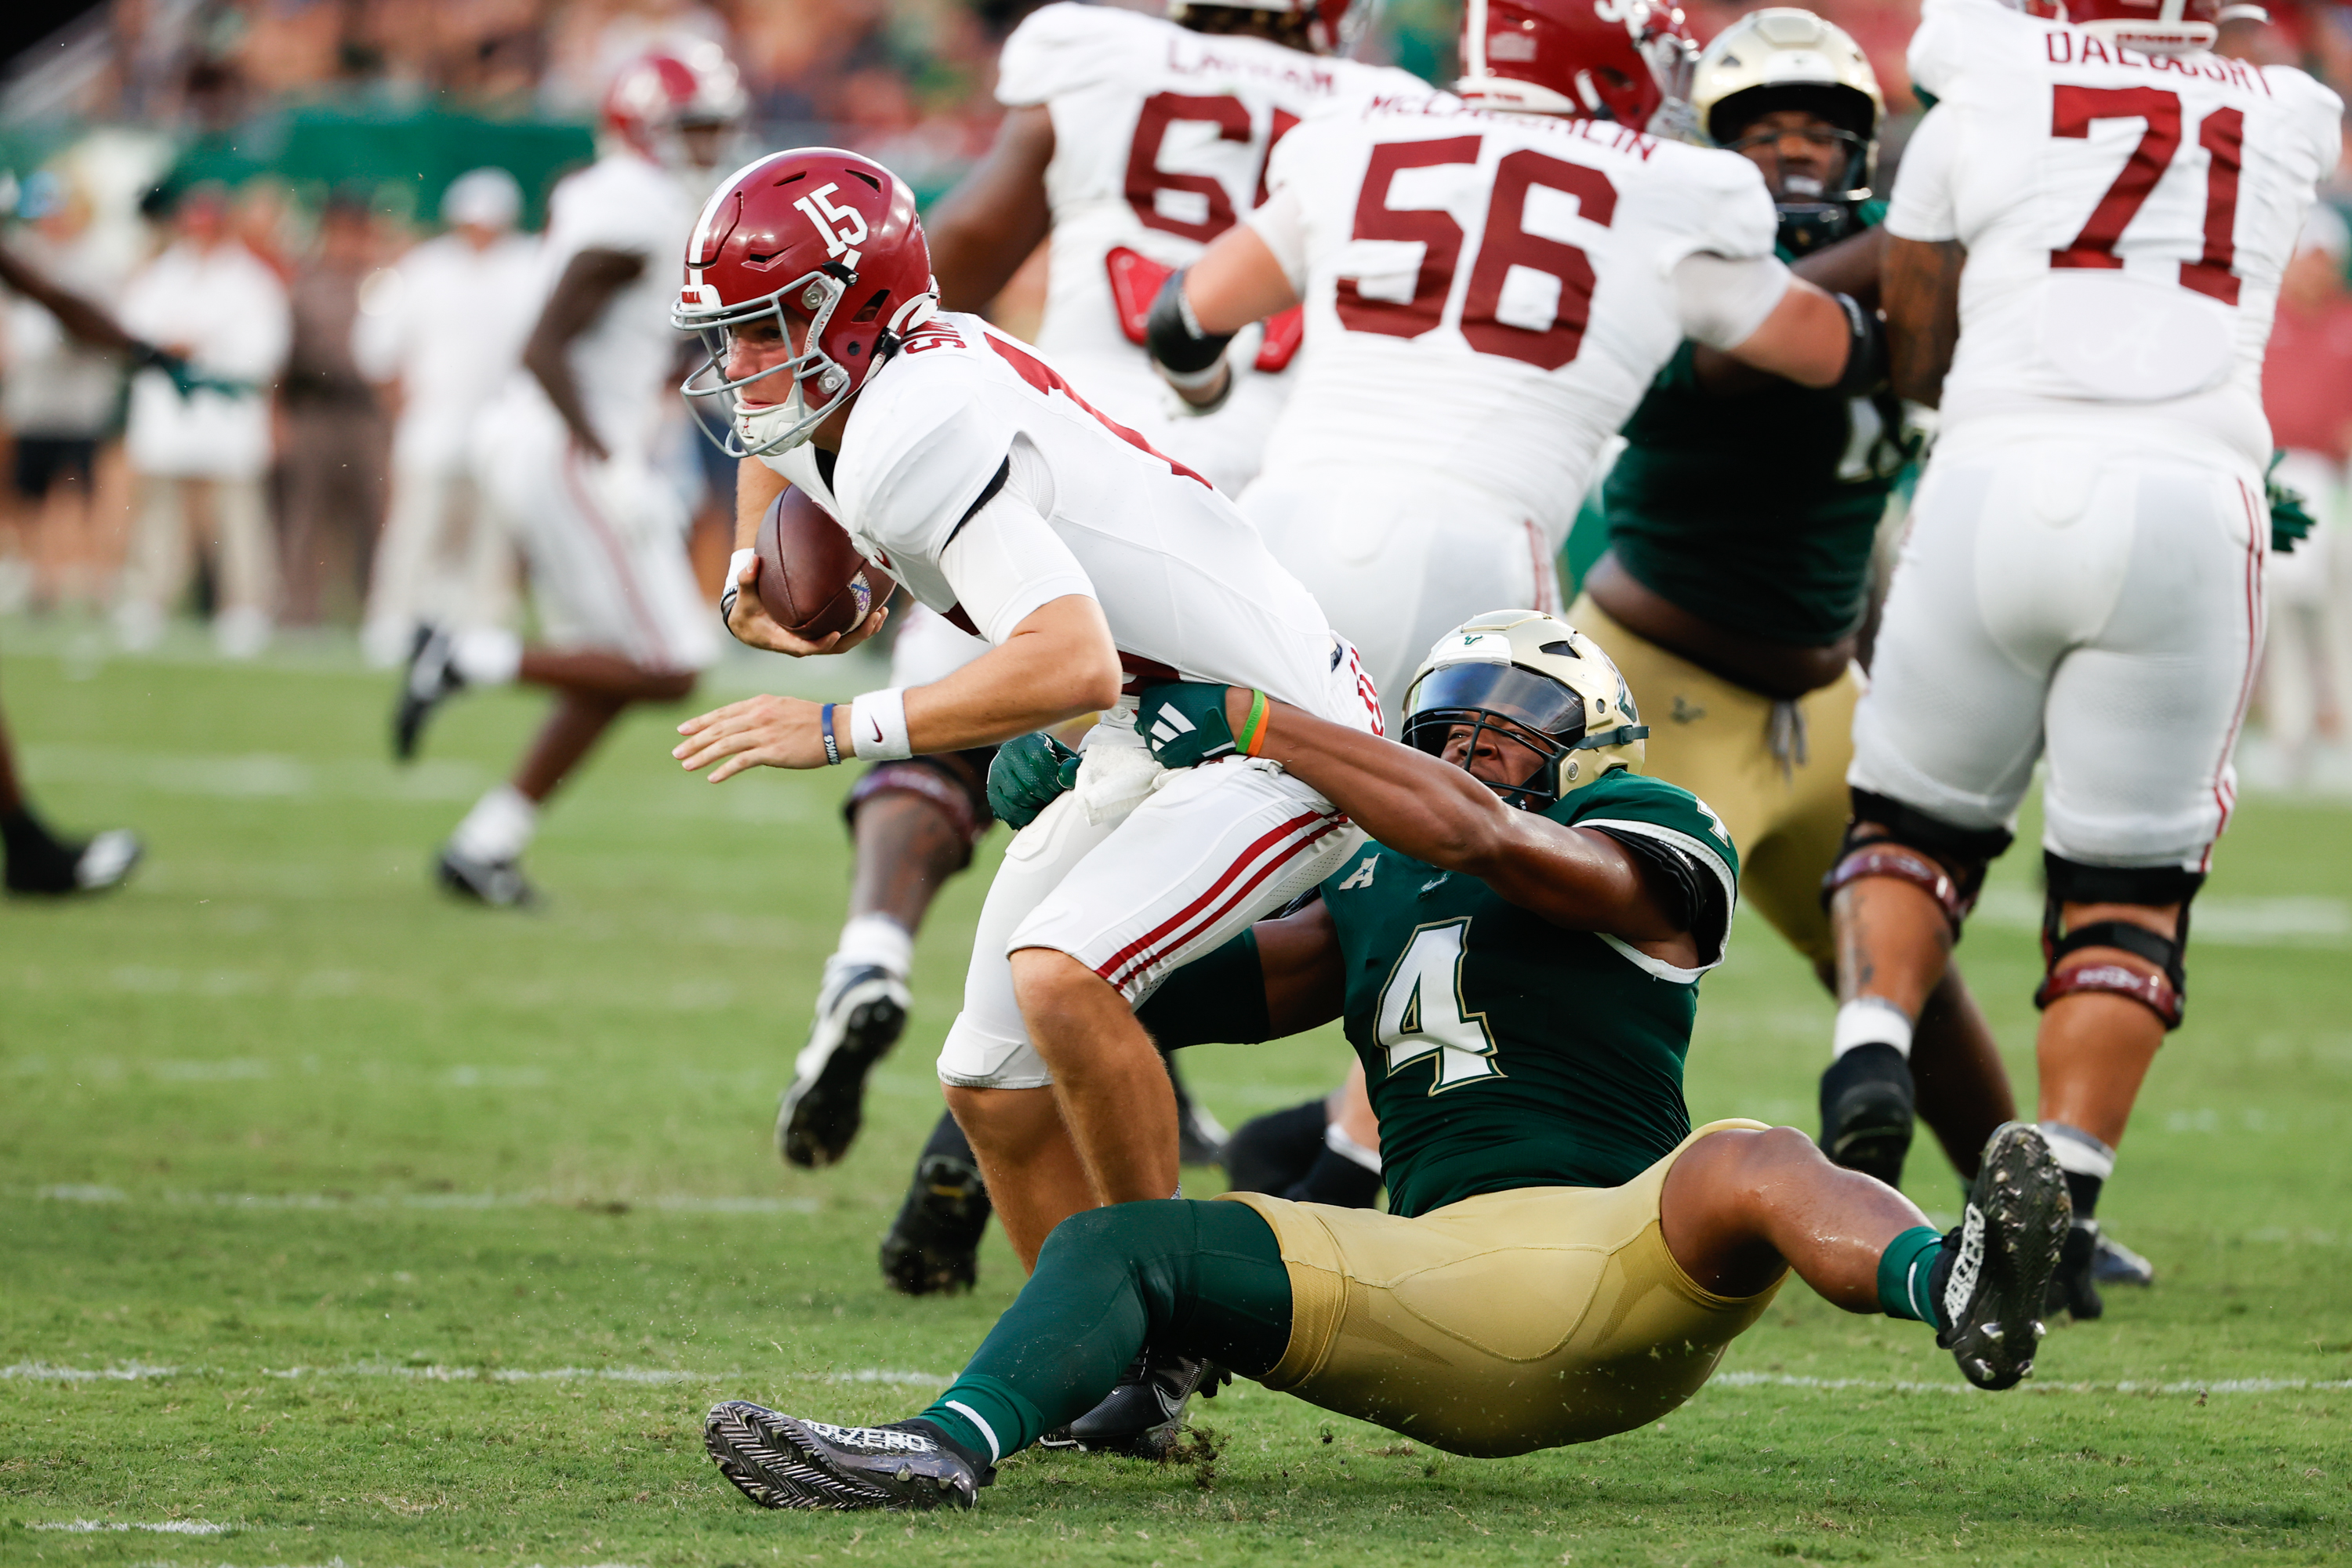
[1886,0,2342,466]
[763,312,1368,724]
[996,3,1424,364]
[1246,93,1780,543]
[508,151,699,458]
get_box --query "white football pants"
[1240,466,1563,733]
[474,401,716,673]
[937,692,1373,1092]
[1850,427,2267,871]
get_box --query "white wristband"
[849,688,913,761]
[720,549,757,621]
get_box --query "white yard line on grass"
[27,1521,232,1534]
[1708,1371,2352,1396]
[21,1185,819,1216]
[3,1361,949,1387]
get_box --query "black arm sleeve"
[1134,928,1272,1049]
[1144,269,1234,376]
[1589,827,1730,965]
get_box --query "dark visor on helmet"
[1403,662,1588,749]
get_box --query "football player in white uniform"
[1149,0,1882,727]
[392,47,745,906]
[774,0,1423,1300]
[672,152,1385,1320]
[919,0,1424,495]
[1832,0,2339,1317]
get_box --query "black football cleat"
[2045,1219,2107,1322]
[1939,1121,2071,1391]
[437,845,537,909]
[1176,1093,1230,1168]
[778,964,909,1168]
[5,822,141,896]
[1036,1348,1220,1459]
[2092,1228,2154,1287]
[705,1401,982,1512]
[880,1145,991,1296]
[393,624,463,762]
[1818,1043,1916,1188]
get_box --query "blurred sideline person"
[393,49,745,906]
[777,0,1419,1295]
[2257,204,2352,780]
[279,187,390,626]
[354,168,537,669]
[115,182,290,659]
[0,169,127,615]
[0,232,227,894]
[697,620,2071,1512]
[1845,0,2339,1320]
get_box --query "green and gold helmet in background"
[1400,610,1650,810]
[1692,9,1883,252]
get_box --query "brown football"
[754,487,887,640]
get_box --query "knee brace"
[844,746,1000,866]
[1820,788,2015,938]
[2034,854,2205,1030]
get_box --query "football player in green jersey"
[1577,9,2021,1200]
[700,612,2070,1513]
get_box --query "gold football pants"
[1569,594,1857,971]
[1219,1120,1784,1457]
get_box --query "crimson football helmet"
[2017,0,2265,55]
[602,43,747,169]
[673,149,941,457]
[1169,0,1375,56]
[1457,0,1697,129]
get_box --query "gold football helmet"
[1692,9,1883,204]
[1400,610,1648,809]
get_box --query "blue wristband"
[819,703,842,766]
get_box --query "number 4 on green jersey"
[1374,919,1501,1091]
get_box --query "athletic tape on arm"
[1671,251,1795,351]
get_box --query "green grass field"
[4,627,2350,1567]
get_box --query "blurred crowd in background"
[1,0,2350,776]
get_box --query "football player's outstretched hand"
[1136,680,1258,769]
[987,733,1081,829]
[673,694,831,780]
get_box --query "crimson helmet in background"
[673,149,941,457]
[2016,0,2266,55]
[1457,0,1698,129]
[601,43,748,169]
[1167,0,1377,56]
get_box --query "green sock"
[1876,1225,1947,1326]
[913,1199,1291,1465]
[918,1374,1040,1466]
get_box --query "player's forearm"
[902,595,1121,751]
[1225,690,1522,875]
[1882,237,1964,407]
[926,107,1056,314]
[736,459,786,549]
[0,244,138,353]
[1232,691,1668,934]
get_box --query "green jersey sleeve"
[1558,769,1740,975]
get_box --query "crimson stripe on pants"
[1094,808,1343,996]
